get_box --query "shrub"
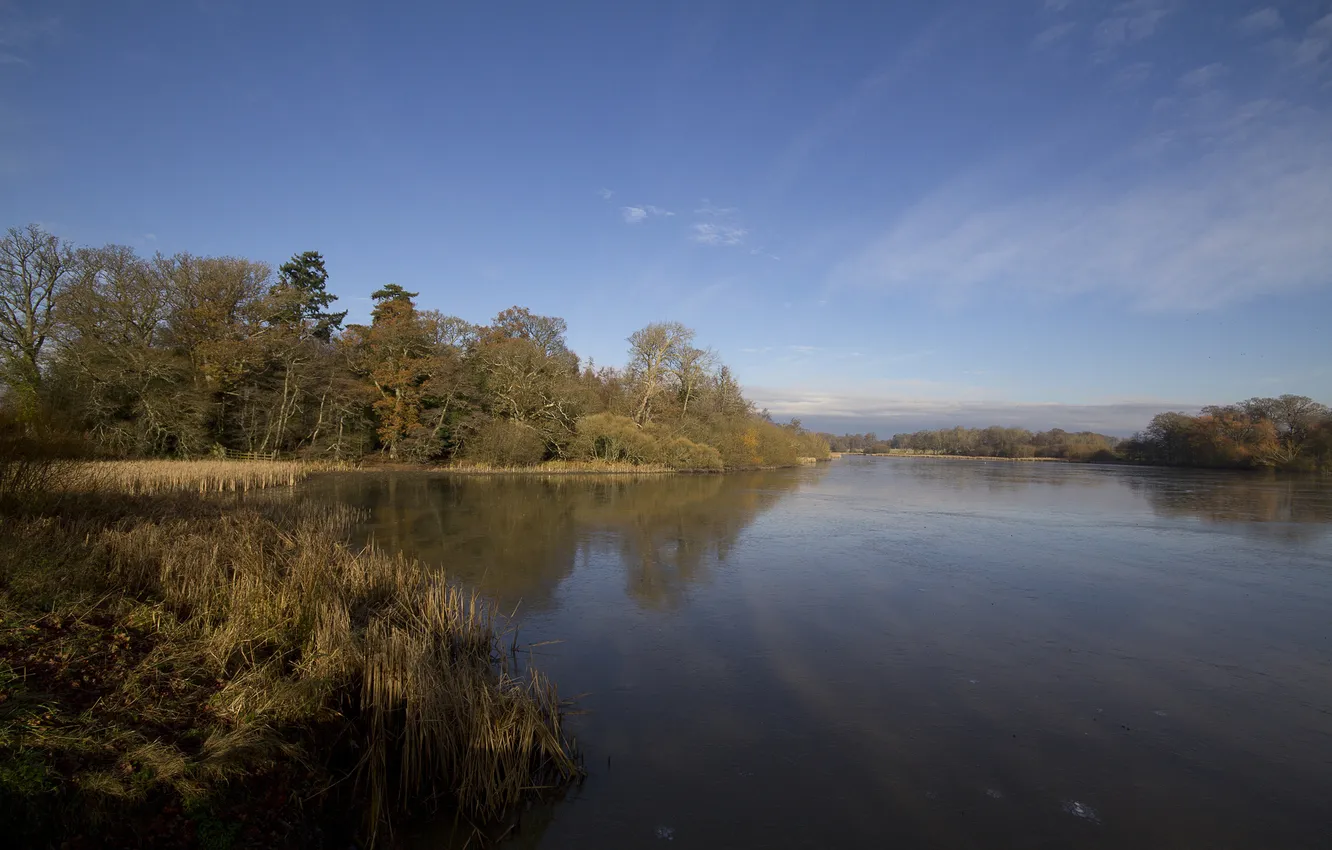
[571,414,660,464]
[679,418,800,469]
[396,423,445,463]
[792,429,831,460]
[0,410,81,506]
[658,437,724,471]
[463,418,547,467]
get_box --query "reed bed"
[68,459,351,495]
[1,482,579,846]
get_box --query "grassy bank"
[0,462,579,848]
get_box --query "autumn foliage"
[0,225,828,471]
[1119,396,1332,471]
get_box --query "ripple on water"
[1062,800,1100,823]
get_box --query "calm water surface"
[312,459,1332,849]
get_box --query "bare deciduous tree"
[0,224,74,392]
[669,344,714,418]
[627,321,693,425]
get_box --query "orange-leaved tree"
[343,284,433,459]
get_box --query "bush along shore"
[0,456,580,849]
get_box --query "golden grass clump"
[1,493,579,845]
[69,459,343,495]
[111,504,579,823]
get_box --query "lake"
[310,458,1332,849]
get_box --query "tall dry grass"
[69,459,347,495]
[100,502,578,828]
[2,478,578,844]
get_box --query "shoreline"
[343,458,832,476]
[71,457,831,483]
[844,452,1070,463]
[3,471,580,847]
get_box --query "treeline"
[1118,396,1331,471]
[823,394,1332,471]
[0,224,827,469]
[822,427,1119,460]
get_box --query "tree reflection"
[859,456,1092,493]
[308,468,819,610]
[1124,470,1332,531]
[573,471,817,609]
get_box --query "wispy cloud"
[1264,12,1332,75]
[1237,8,1283,36]
[1178,62,1225,90]
[689,199,753,247]
[620,204,674,224]
[0,11,60,47]
[1112,60,1154,89]
[0,7,60,67]
[1033,22,1077,49]
[598,188,615,200]
[1044,0,1072,11]
[748,247,781,261]
[747,345,871,365]
[691,222,748,246]
[829,93,1332,311]
[768,16,945,192]
[1092,0,1173,60]
[695,200,737,217]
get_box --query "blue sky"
[2,0,1330,435]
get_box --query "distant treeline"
[0,224,827,469]
[823,395,1332,472]
[821,427,1119,460]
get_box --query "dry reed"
[2,480,579,845]
[68,459,352,495]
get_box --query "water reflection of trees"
[310,469,816,610]
[865,459,1332,534]
[1123,470,1332,529]
[575,471,817,609]
[864,456,1095,493]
